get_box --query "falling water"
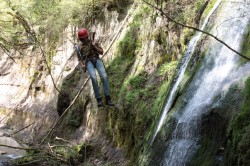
[163,0,250,165]
[151,0,222,143]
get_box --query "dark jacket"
[77,40,101,62]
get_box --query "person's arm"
[91,41,104,55]
[79,60,86,70]
[75,44,87,71]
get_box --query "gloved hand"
[80,61,86,72]
[82,64,87,72]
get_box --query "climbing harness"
[75,44,89,72]
[75,45,85,61]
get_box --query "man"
[76,28,114,107]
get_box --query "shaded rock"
[0,156,14,166]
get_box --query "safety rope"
[83,0,95,163]
[92,0,95,27]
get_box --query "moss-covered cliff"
[141,1,250,165]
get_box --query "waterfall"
[151,0,222,143]
[163,0,250,165]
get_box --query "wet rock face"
[189,83,245,165]
[0,55,33,108]
[0,156,14,166]
[77,137,129,166]
[0,119,25,166]
[57,67,83,116]
[0,29,78,140]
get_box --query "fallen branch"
[47,143,67,162]
[0,122,34,137]
[54,136,71,143]
[48,143,54,153]
[47,145,70,148]
[38,43,61,94]
[0,109,14,123]
[0,43,17,63]
[10,121,35,136]
[142,0,250,61]
[0,83,20,86]
[0,144,35,151]
[17,160,43,166]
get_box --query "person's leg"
[87,61,103,107]
[95,59,110,96]
[95,59,114,106]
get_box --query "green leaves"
[0,0,120,54]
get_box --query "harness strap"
[75,45,85,61]
[75,45,98,68]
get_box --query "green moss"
[53,145,80,159]
[108,66,174,163]
[65,99,84,128]
[117,32,137,57]
[108,55,135,96]
[178,43,209,94]
[152,28,167,46]
[190,138,215,166]
[225,77,250,165]
[122,73,149,109]
[110,73,155,153]
[116,7,143,58]
[181,28,194,48]
[108,6,146,97]
[157,61,178,76]
[14,150,65,166]
[151,81,169,115]
[105,3,180,160]
[57,68,84,129]
[240,24,250,64]
[98,0,213,164]
[15,143,85,165]
[201,0,218,21]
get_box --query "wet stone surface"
[0,156,14,166]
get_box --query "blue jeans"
[86,59,111,99]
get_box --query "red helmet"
[78,28,89,39]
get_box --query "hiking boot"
[97,98,104,107]
[105,95,115,106]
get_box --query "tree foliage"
[0,0,130,56]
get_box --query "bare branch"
[16,160,43,166]
[6,10,36,41]
[37,43,61,94]
[54,136,71,143]
[10,122,35,136]
[9,8,61,93]
[0,43,17,63]
[142,0,250,61]
[2,103,25,125]
[0,144,36,151]
[47,143,67,162]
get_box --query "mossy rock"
[224,77,250,165]
[78,143,95,163]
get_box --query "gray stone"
[0,156,14,166]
